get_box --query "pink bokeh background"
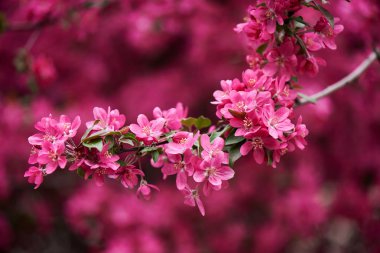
[1,0,380,252]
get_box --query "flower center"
[243,117,253,129]
[205,166,216,177]
[142,126,151,135]
[252,137,264,149]
[179,138,187,145]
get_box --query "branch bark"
[297,48,380,105]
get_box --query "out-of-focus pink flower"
[182,186,205,216]
[129,114,165,144]
[137,180,160,200]
[32,55,57,87]
[120,166,144,189]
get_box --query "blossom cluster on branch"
[24,0,344,215]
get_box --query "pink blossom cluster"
[25,104,233,215]
[25,114,81,188]
[212,69,309,168]
[235,0,344,77]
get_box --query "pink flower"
[221,90,272,119]
[32,55,57,87]
[212,79,245,105]
[263,39,297,80]
[85,144,120,171]
[129,114,165,144]
[299,55,326,77]
[289,116,309,150]
[302,33,323,52]
[37,141,67,174]
[57,115,81,138]
[229,111,261,137]
[28,115,65,145]
[182,186,205,216]
[200,134,228,163]
[137,180,160,200]
[250,4,284,34]
[153,103,188,131]
[28,146,39,164]
[314,17,344,50]
[161,149,194,190]
[91,168,116,187]
[24,166,44,189]
[193,158,234,186]
[242,69,268,90]
[240,130,279,164]
[86,107,126,131]
[262,105,294,139]
[165,131,199,155]
[120,166,144,189]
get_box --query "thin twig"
[298,48,380,105]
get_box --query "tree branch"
[297,48,380,105]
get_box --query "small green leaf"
[194,116,212,130]
[181,117,197,128]
[228,142,244,167]
[152,150,160,163]
[266,149,273,167]
[225,134,245,146]
[181,116,212,130]
[77,168,85,178]
[210,125,230,142]
[83,138,103,152]
[81,120,100,142]
[256,43,268,55]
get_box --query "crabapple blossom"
[129,114,165,144]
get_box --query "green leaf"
[225,134,245,146]
[194,116,212,130]
[83,138,103,152]
[210,125,230,142]
[81,120,100,142]
[293,16,311,27]
[152,150,160,163]
[266,149,273,167]
[228,142,244,167]
[181,116,212,130]
[140,146,161,153]
[256,43,268,55]
[181,117,197,128]
[77,168,85,178]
